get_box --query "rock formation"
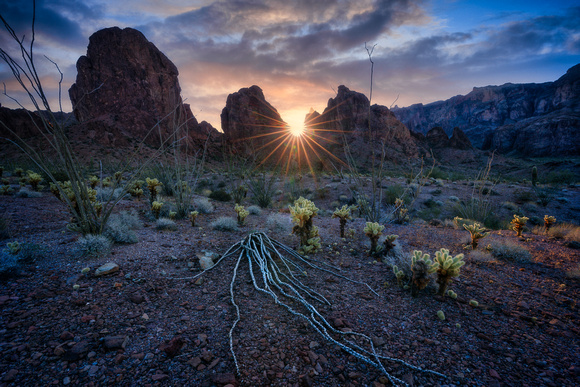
[69,27,211,149]
[221,85,285,157]
[422,126,472,150]
[392,64,580,156]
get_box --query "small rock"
[63,376,71,385]
[213,373,237,385]
[60,331,74,341]
[94,262,120,277]
[65,341,90,361]
[201,349,213,362]
[489,369,501,379]
[103,336,128,351]
[187,357,202,368]
[2,369,18,382]
[128,293,145,304]
[159,336,185,358]
[152,373,169,381]
[88,365,99,376]
[517,301,530,309]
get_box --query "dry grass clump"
[75,235,112,258]
[469,250,495,264]
[545,223,580,242]
[490,240,532,263]
[211,217,238,232]
[156,218,178,231]
[265,213,292,233]
[194,198,214,214]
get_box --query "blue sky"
[1,0,579,130]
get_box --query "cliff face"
[392,64,580,156]
[69,27,213,149]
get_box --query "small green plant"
[363,222,384,255]
[13,167,24,177]
[383,234,399,254]
[289,197,321,255]
[6,241,21,254]
[332,205,352,238]
[168,211,177,220]
[75,235,112,258]
[0,185,14,195]
[189,211,199,227]
[469,300,479,307]
[463,223,490,249]
[531,166,538,186]
[209,189,232,202]
[544,215,556,233]
[146,178,163,202]
[432,248,465,296]
[510,214,529,237]
[151,201,163,219]
[88,175,99,189]
[392,265,406,287]
[447,290,458,299]
[437,310,445,320]
[248,173,277,208]
[156,218,178,231]
[211,216,239,232]
[234,204,249,226]
[27,172,43,191]
[410,250,436,297]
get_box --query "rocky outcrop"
[69,27,210,149]
[312,85,418,162]
[392,63,580,156]
[221,85,284,155]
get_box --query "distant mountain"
[392,64,580,156]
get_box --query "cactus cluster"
[189,211,199,227]
[510,214,529,237]
[129,180,145,200]
[463,223,490,249]
[432,248,465,296]
[27,172,43,191]
[383,234,399,254]
[394,198,409,224]
[289,197,320,255]
[151,201,163,219]
[146,178,163,202]
[392,265,406,287]
[543,215,556,233]
[234,204,249,226]
[363,222,384,255]
[332,205,352,238]
[410,250,436,296]
[50,181,97,215]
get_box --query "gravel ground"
[0,174,579,387]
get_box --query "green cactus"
[437,310,445,321]
[146,177,163,202]
[6,241,20,254]
[27,172,43,191]
[88,175,99,189]
[151,201,163,219]
[463,223,490,249]
[531,166,538,187]
[510,214,529,237]
[234,204,249,226]
[13,168,24,177]
[364,222,384,255]
[432,248,465,296]
[447,290,458,299]
[543,215,556,233]
[392,265,406,287]
[168,211,177,221]
[469,300,479,307]
[410,250,436,296]
[289,197,320,254]
[394,198,409,224]
[383,234,399,254]
[189,211,199,227]
[332,205,352,238]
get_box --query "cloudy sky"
[1,0,579,131]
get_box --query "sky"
[1,0,579,132]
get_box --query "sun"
[284,115,306,137]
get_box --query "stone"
[2,369,18,382]
[60,331,75,341]
[102,336,128,350]
[128,293,145,304]
[69,27,216,150]
[213,373,237,385]
[159,336,185,358]
[64,341,90,361]
[152,373,169,381]
[94,262,119,276]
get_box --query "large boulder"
[69,27,211,149]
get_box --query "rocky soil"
[0,174,579,387]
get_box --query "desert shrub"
[430,167,448,180]
[469,250,494,264]
[249,173,277,208]
[247,205,262,215]
[211,217,238,232]
[156,218,178,231]
[231,185,248,204]
[209,189,232,202]
[96,187,126,201]
[75,235,112,258]
[566,264,580,280]
[104,211,141,244]
[546,223,580,242]
[15,188,42,198]
[194,198,214,214]
[513,189,534,204]
[265,213,292,233]
[545,169,576,185]
[490,240,532,263]
[501,201,519,212]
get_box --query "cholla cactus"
[544,215,556,233]
[129,180,145,200]
[234,204,249,226]
[289,197,320,254]
[6,241,20,254]
[151,201,163,219]
[189,211,199,227]
[392,265,406,287]
[463,223,490,249]
[27,172,43,191]
[88,175,99,189]
[114,171,123,185]
[13,168,24,177]
[332,205,352,238]
[383,234,399,254]
[146,178,163,202]
[168,211,177,220]
[410,250,436,296]
[102,176,113,188]
[0,185,13,195]
[394,198,409,224]
[432,248,465,296]
[93,202,103,217]
[510,214,528,237]
[363,222,384,255]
